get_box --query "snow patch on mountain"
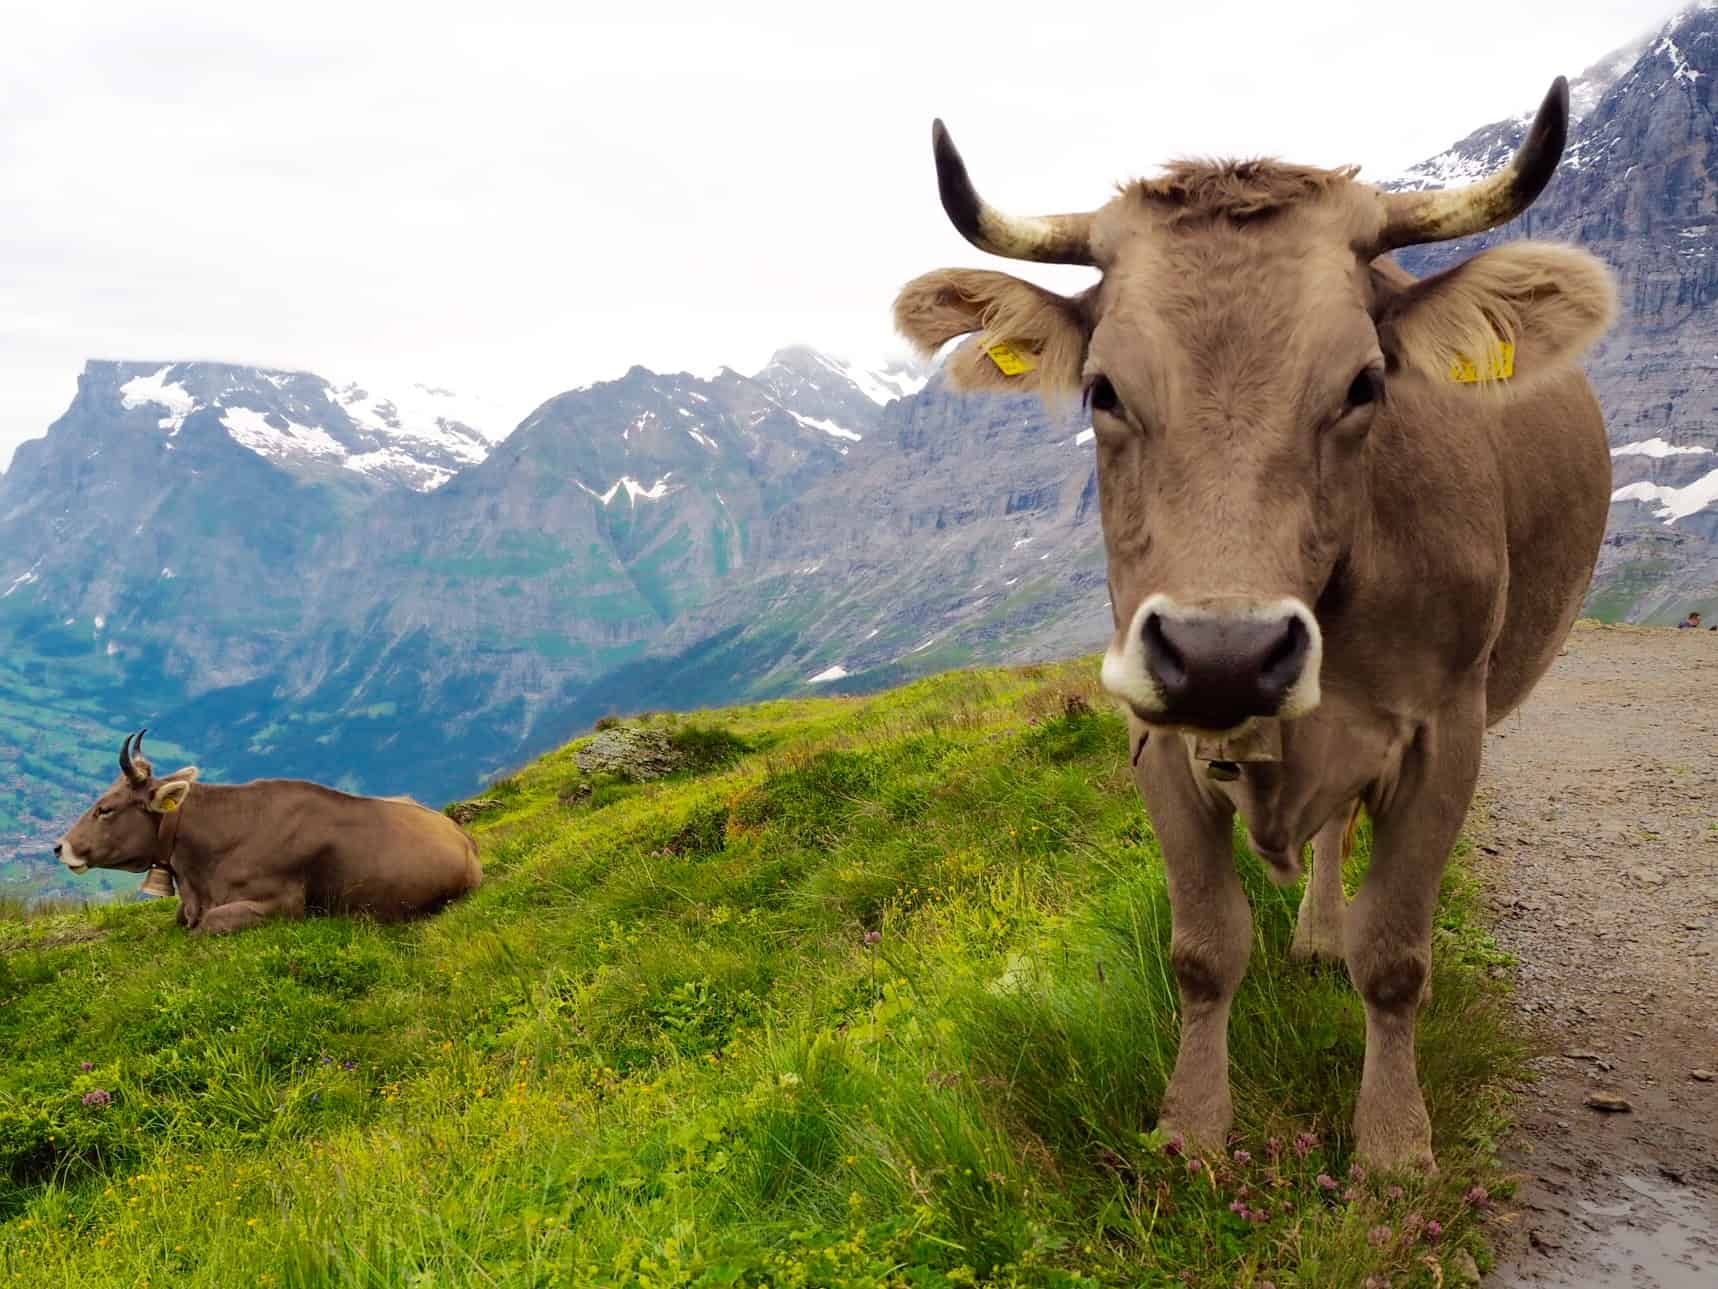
[790,412,863,442]
[575,475,677,506]
[1612,437,1713,459]
[220,407,345,461]
[120,367,199,433]
[1613,468,1718,522]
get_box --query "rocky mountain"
[1387,3,1718,621]
[4,7,1711,898]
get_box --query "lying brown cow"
[895,79,1613,1169]
[55,730,482,934]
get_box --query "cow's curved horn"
[931,119,1097,266]
[119,728,148,785]
[1376,77,1569,251]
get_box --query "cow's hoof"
[1157,1095,1233,1159]
[1290,933,1345,968]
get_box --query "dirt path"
[1475,623,1718,1288]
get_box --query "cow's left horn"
[120,728,148,785]
[931,120,1097,266]
[1376,77,1569,251]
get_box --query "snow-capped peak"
[119,366,199,433]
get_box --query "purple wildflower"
[1230,1198,1249,1216]
[1187,1158,1203,1174]
[1464,1184,1490,1209]
[79,1061,93,1072]
[1387,1184,1405,1202]
[1403,1213,1425,1234]
[1316,1173,1338,1191]
[1424,1219,1444,1243]
[1294,1132,1318,1157]
[1349,1162,1367,1183]
[81,1089,111,1107]
[1265,1136,1283,1158]
[1368,1224,1393,1247]
[863,930,882,946]
[1163,1134,1184,1157]
[1232,1149,1252,1165]
[342,1060,356,1071]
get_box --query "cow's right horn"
[1375,77,1569,251]
[931,120,1097,266]
[120,728,149,785]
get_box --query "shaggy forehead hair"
[1121,159,1363,224]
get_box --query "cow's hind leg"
[1291,801,1357,964]
[1346,689,1483,1171]
[1136,735,1251,1154]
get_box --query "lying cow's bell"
[1205,760,1241,782]
[139,865,176,899]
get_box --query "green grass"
[0,661,1522,1287]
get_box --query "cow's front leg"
[1347,691,1483,1170]
[1136,733,1250,1153]
[1291,801,1357,964]
[192,889,302,936]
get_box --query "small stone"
[1659,1164,1686,1185]
[1530,1228,1563,1252]
[1583,1091,1633,1113]
[1692,1069,1715,1083]
[1563,1050,1602,1062]
[1628,866,1666,885]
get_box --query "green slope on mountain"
[1,662,1518,1287]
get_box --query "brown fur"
[895,141,1617,1171]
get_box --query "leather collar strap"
[152,806,183,881]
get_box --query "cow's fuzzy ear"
[894,268,1088,397]
[163,766,199,784]
[1378,242,1616,393]
[148,778,192,814]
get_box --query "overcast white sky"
[0,0,1674,468]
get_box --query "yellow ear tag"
[986,342,1038,377]
[157,794,180,813]
[1450,341,1515,383]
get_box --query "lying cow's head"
[55,730,198,874]
[895,79,1615,733]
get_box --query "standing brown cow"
[55,731,482,934]
[894,79,1614,1169]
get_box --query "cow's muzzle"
[54,841,90,874]
[1102,594,1323,733]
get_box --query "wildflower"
[863,929,882,946]
[82,1089,111,1107]
[1403,1213,1425,1234]
[79,1061,94,1072]
[1363,1278,1391,1289]
[1229,1199,1248,1216]
[1465,1184,1490,1209]
[778,1072,802,1089]
[342,1061,356,1071]
[1424,1220,1444,1243]
[1316,1173,1338,1191]
[1294,1132,1318,1157]
[1163,1134,1185,1157]
[1265,1136,1283,1158]
[1186,1158,1203,1174]
[1232,1149,1252,1165]
[1343,1187,1361,1203]
[1368,1224,1393,1247]
[1387,1184,1405,1202]
[247,1218,259,1229]
[1349,1162,1367,1183]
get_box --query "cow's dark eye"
[1086,375,1120,416]
[94,807,112,820]
[1346,368,1382,410]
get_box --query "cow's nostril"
[52,842,62,857]
[1258,617,1309,694]
[1142,613,1187,689]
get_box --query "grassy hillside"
[0,661,1521,1287]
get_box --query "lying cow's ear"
[164,766,199,784]
[894,268,1088,397]
[1378,242,1616,392]
[148,779,192,814]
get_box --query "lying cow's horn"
[119,729,148,785]
[931,119,1097,266]
[1376,77,1569,251]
